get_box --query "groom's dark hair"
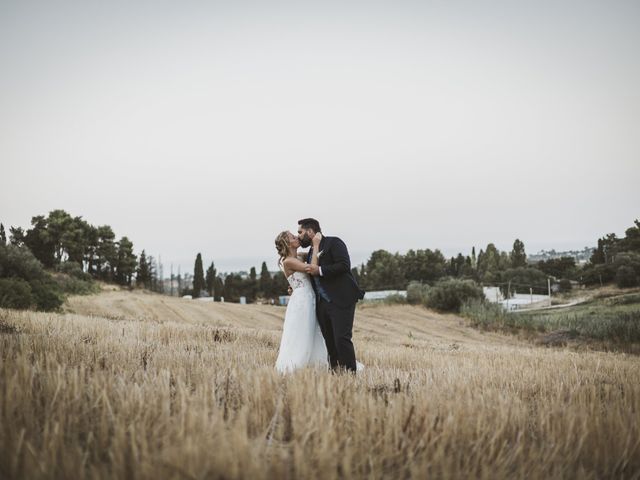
[298,218,321,233]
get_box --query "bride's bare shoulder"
[283,256,307,274]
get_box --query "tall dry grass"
[1,299,639,479]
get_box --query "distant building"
[528,247,594,265]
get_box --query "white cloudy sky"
[1,0,639,273]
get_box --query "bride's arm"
[282,257,309,274]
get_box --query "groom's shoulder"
[324,236,346,248]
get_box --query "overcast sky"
[1,0,639,273]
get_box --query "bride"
[273,230,329,373]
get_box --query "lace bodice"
[286,271,314,292]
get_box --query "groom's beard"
[299,236,311,248]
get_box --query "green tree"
[193,253,205,298]
[23,215,56,267]
[96,225,117,281]
[206,262,217,297]
[136,250,150,288]
[477,243,501,281]
[620,220,640,253]
[259,262,272,297]
[214,276,224,301]
[510,239,527,268]
[115,237,137,286]
[223,273,242,302]
[365,250,405,290]
[0,223,6,245]
[247,266,258,302]
[271,271,289,298]
[9,226,25,247]
[62,216,91,266]
[590,238,606,265]
[46,210,74,264]
[402,249,447,285]
[536,257,576,279]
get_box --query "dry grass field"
[1,289,639,479]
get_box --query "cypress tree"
[206,262,217,297]
[259,261,272,297]
[193,253,205,298]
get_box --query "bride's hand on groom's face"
[312,232,322,247]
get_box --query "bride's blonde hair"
[275,231,291,268]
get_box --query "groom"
[297,218,365,373]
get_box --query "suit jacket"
[309,235,365,308]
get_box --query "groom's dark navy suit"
[308,235,365,372]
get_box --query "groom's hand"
[305,264,320,276]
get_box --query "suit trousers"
[316,298,357,372]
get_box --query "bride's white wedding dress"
[275,271,329,373]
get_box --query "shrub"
[0,243,48,282]
[0,278,33,309]
[461,299,509,328]
[54,275,99,295]
[425,278,484,312]
[406,281,429,305]
[0,243,66,311]
[30,279,64,311]
[616,266,638,288]
[56,261,93,281]
[558,278,572,293]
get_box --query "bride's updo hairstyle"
[275,231,290,268]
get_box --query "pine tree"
[115,237,137,286]
[206,262,217,297]
[96,225,117,281]
[0,223,5,245]
[136,250,150,288]
[193,253,205,298]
